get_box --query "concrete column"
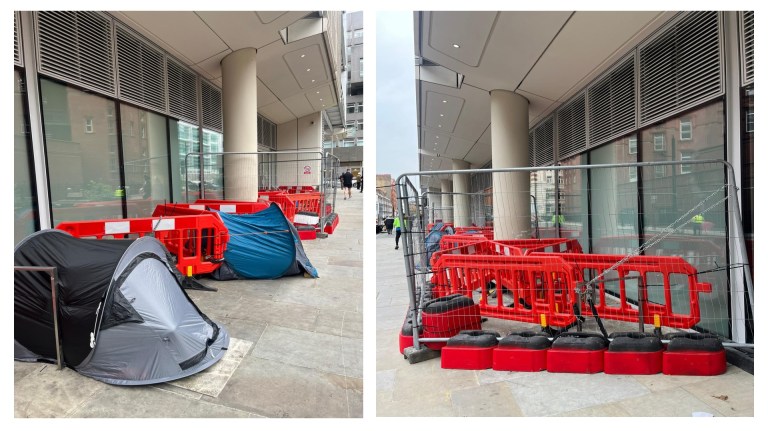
[490,89,531,239]
[221,48,259,200]
[452,159,471,227]
[440,179,453,223]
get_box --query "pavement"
[14,193,363,418]
[375,232,754,417]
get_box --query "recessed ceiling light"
[306,68,311,72]
[438,125,442,128]
[301,54,306,58]
[316,91,320,94]
[442,100,447,103]
[312,79,316,82]
[452,43,460,48]
[440,114,444,117]
[319,98,323,101]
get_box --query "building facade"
[413,11,753,342]
[14,11,345,244]
[326,11,364,173]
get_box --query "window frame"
[680,119,692,140]
[653,132,664,151]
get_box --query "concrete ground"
[376,232,754,417]
[14,194,363,418]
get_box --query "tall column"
[221,48,259,200]
[452,159,471,227]
[490,89,530,239]
[440,179,453,223]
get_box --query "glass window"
[358,102,363,113]
[589,135,639,278]
[640,100,727,336]
[41,79,122,225]
[653,132,664,151]
[357,120,363,131]
[346,120,357,137]
[680,119,692,140]
[628,136,637,154]
[746,109,754,133]
[353,29,363,38]
[107,105,116,135]
[654,165,665,178]
[84,117,94,134]
[202,129,224,199]
[680,151,693,174]
[359,58,364,78]
[121,104,170,218]
[15,70,38,245]
[347,103,356,114]
[356,138,364,146]
[170,120,199,202]
[344,139,355,147]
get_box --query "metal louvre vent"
[557,93,586,159]
[37,11,115,96]
[741,11,754,85]
[116,25,166,113]
[201,80,223,132]
[533,117,554,167]
[167,58,198,124]
[639,11,722,126]
[14,12,22,67]
[588,56,635,146]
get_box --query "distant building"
[326,11,363,173]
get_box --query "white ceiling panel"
[427,11,497,67]
[281,91,315,118]
[306,84,336,112]
[519,11,664,101]
[284,44,329,90]
[194,49,231,80]
[196,11,310,52]
[258,101,295,125]
[515,89,561,127]
[424,90,463,133]
[257,79,279,107]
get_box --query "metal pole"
[15,266,63,369]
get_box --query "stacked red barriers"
[492,331,551,372]
[546,333,608,374]
[662,333,726,376]
[603,332,664,375]
[56,212,229,277]
[441,330,500,370]
[421,294,482,350]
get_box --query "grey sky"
[376,12,419,184]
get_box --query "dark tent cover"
[213,203,319,279]
[14,230,229,385]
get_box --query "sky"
[375,12,419,184]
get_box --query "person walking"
[394,215,402,249]
[384,216,394,235]
[339,169,354,200]
[358,174,363,193]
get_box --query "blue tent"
[214,204,318,279]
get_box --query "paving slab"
[216,351,360,417]
[167,337,252,397]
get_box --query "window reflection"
[41,79,122,225]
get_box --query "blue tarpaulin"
[215,204,318,279]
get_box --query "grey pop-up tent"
[14,230,229,385]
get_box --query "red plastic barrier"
[662,350,726,376]
[492,347,548,372]
[530,252,712,329]
[258,192,297,222]
[492,238,583,255]
[441,345,495,370]
[56,214,229,276]
[431,254,578,327]
[167,199,271,214]
[604,350,663,375]
[546,348,606,373]
[453,226,494,239]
